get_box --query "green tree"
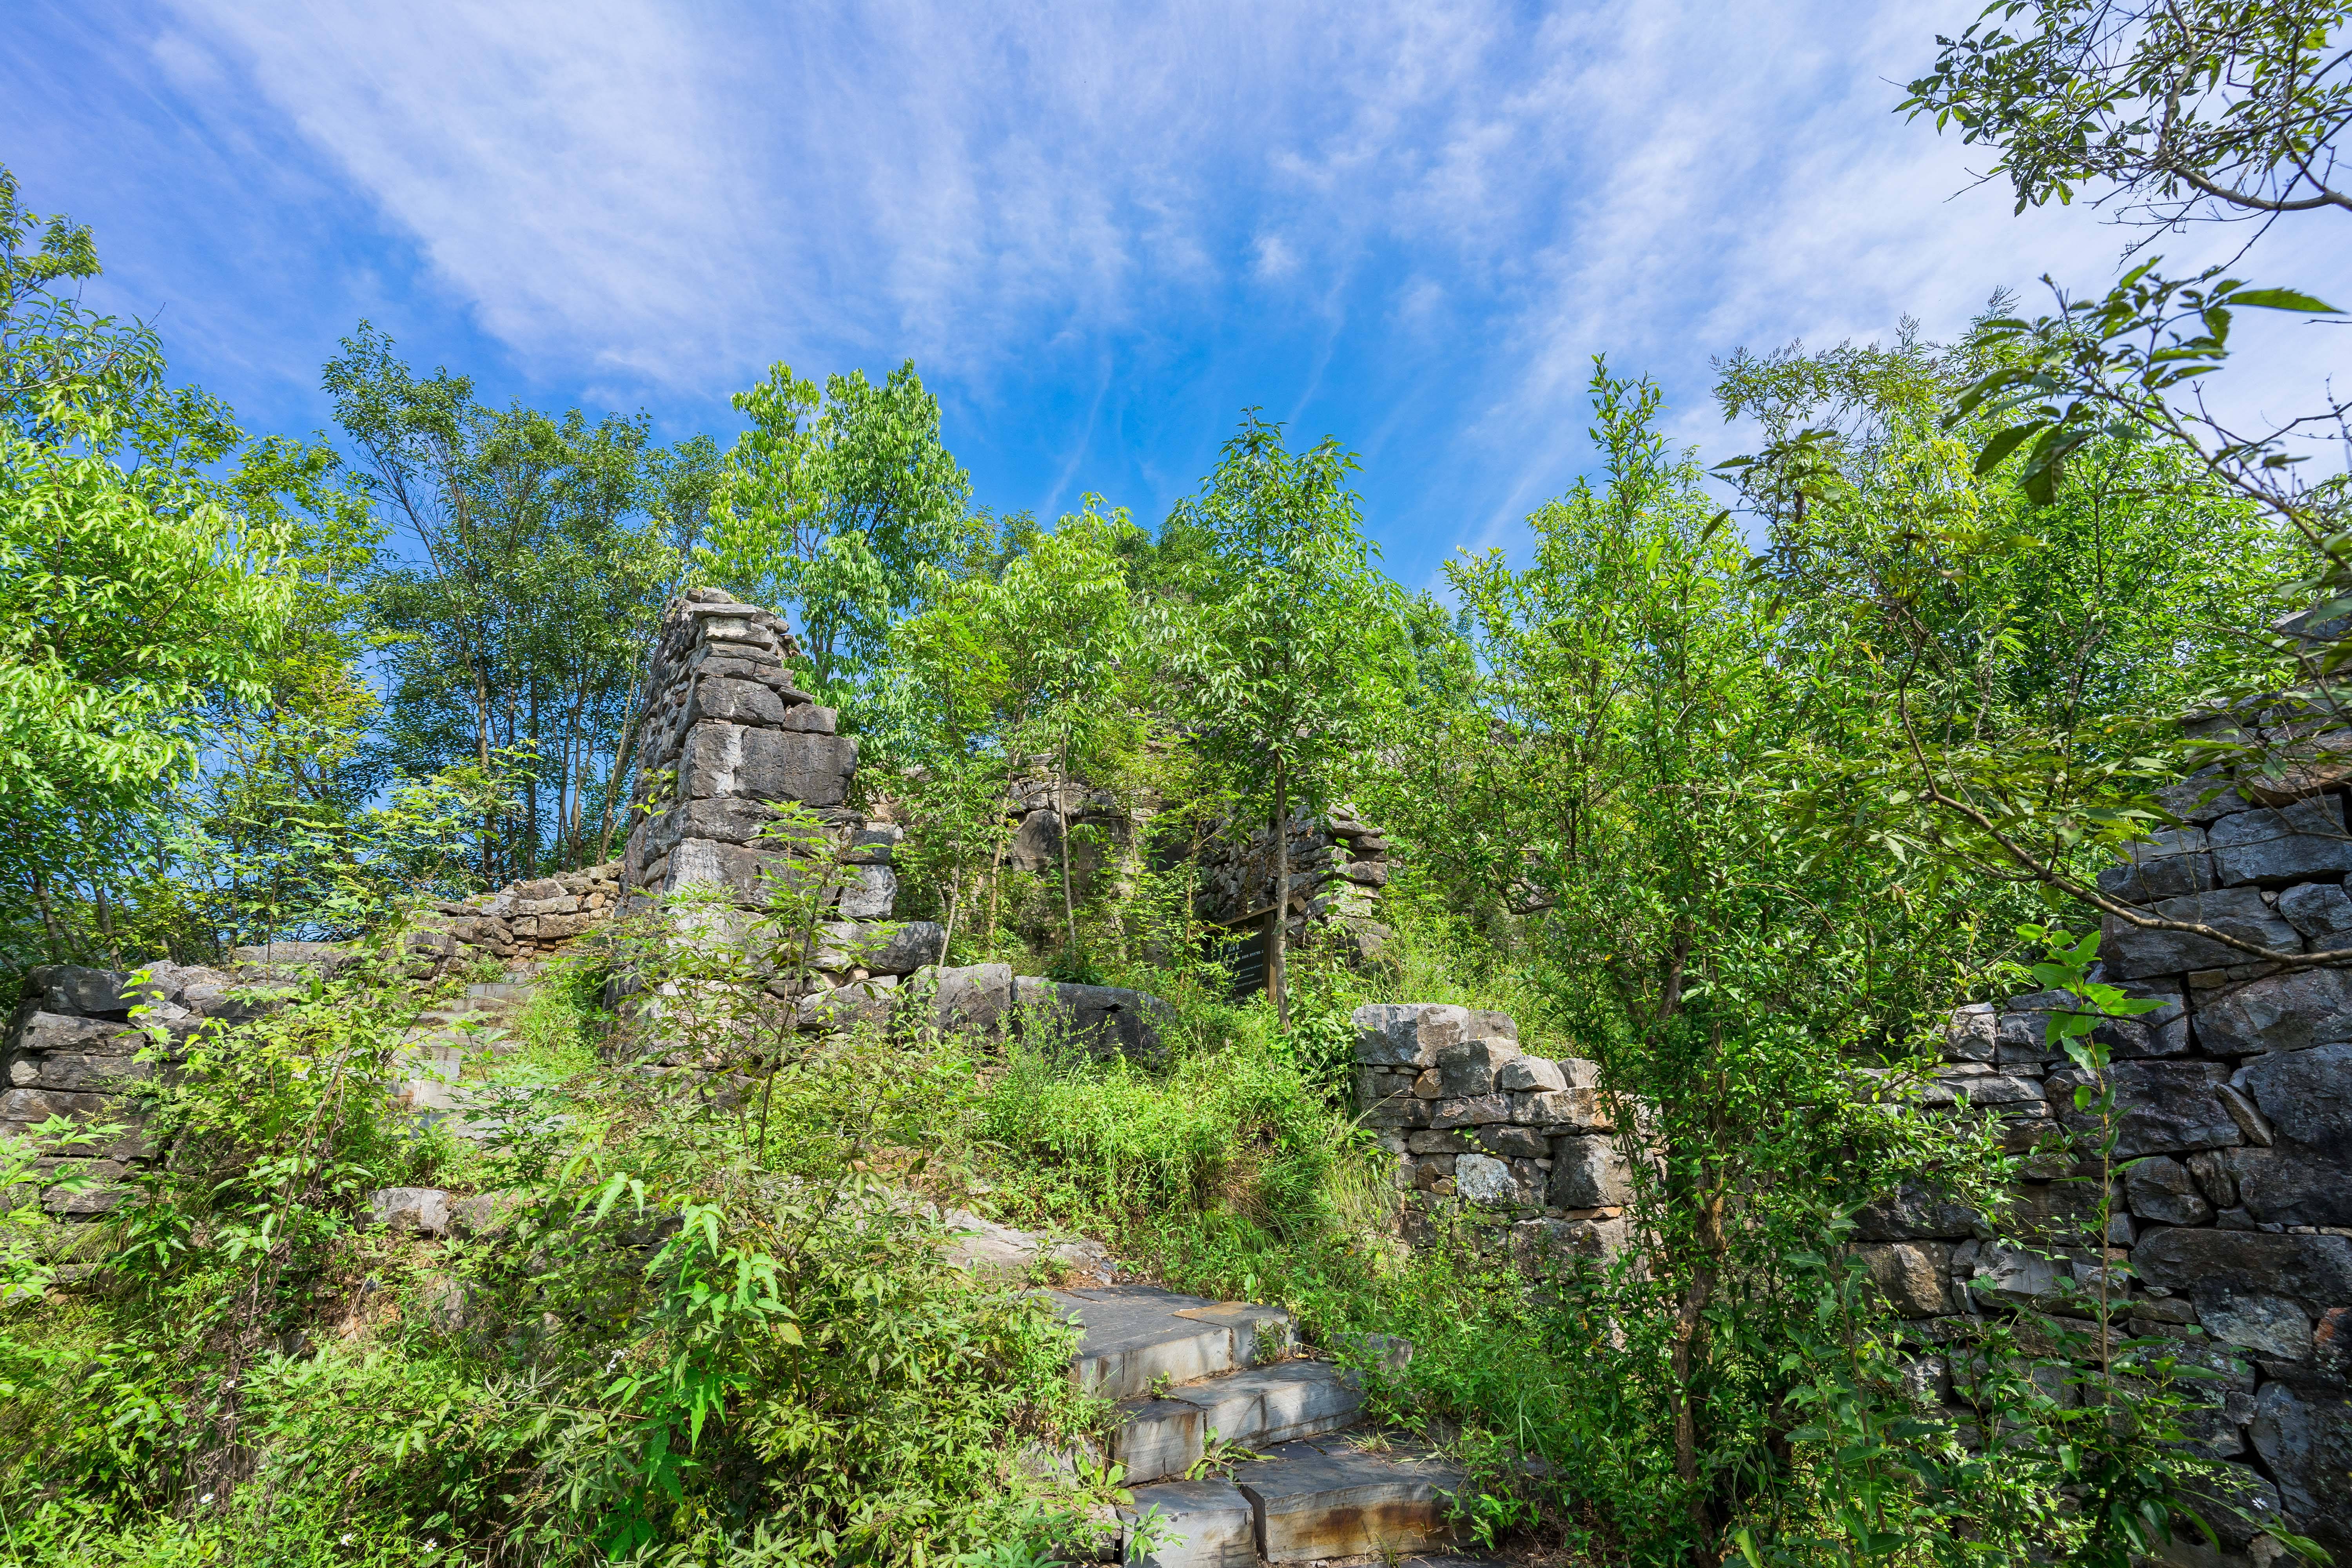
[701,360,979,702]
[0,166,316,964]
[325,325,680,883]
[1176,413,1405,1025]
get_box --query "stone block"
[2197,1289,2312,1361]
[2250,1380,2352,1555]
[2051,1061,2241,1156]
[1405,1131,1470,1155]
[535,912,595,941]
[1454,1152,1515,1206]
[1856,1241,1955,1317]
[370,1186,453,1238]
[1548,1134,1631,1209]
[846,921,946,977]
[29,966,134,1017]
[1494,1056,1566,1092]
[1434,1038,1520,1097]
[1514,1087,1610,1129]
[12,1013,136,1054]
[1510,1214,1627,1272]
[2100,889,2299,980]
[798,978,901,1036]
[2279,881,2352,940]
[1475,1125,1547,1158]
[837,864,897,920]
[1429,1094,1512,1129]
[2232,1042,2352,1225]
[677,721,857,808]
[1854,1178,1980,1241]
[1015,979,1176,1065]
[24,1053,151,1093]
[2208,797,2352,886]
[0,1087,109,1122]
[1963,1241,2065,1308]
[2094,983,2190,1058]
[1945,1002,1996,1061]
[2095,826,2215,904]
[2194,968,2352,1056]
[2132,1228,2352,1313]
[1351,1004,1469,1068]
[2123,1156,2214,1225]
[931,963,1014,1038]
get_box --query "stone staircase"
[392,969,539,1132]
[1044,1283,1478,1566]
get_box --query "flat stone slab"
[1044,1285,1291,1401]
[938,1208,1111,1283]
[1122,1479,1256,1568]
[1115,1361,1364,1482]
[1234,1436,1465,1563]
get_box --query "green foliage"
[1902,0,2352,225]
[702,359,980,701]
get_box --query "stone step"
[1112,1360,1363,1482]
[465,982,535,1003]
[1122,1434,1466,1564]
[1044,1285,1292,1402]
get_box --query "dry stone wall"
[1352,1002,1633,1270]
[1200,806,1393,961]
[1844,780,2352,1561]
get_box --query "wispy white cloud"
[49,0,2352,571]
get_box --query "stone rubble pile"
[1352,1002,1632,1269]
[1200,806,1393,962]
[407,863,626,974]
[1846,785,2352,1560]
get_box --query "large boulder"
[2132,1228,2352,1316]
[2207,798,2352,886]
[1014,978,1177,1065]
[2049,1061,2241,1157]
[2251,1378,2352,1557]
[930,964,1015,1039]
[2193,968,2352,1057]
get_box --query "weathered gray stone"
[1430,1094,1512,1129]
[0,1087,109,1122]
[835,864,897,920]
[29,965,135,1017]
[2132,1227,2352,1312]
[1513,1087,1610,1129]
[1547,1135,1631,1209]
[1856,1241,1955,1318]
[2122,1156,2214,1225]
[2250,1380,2352,1555]
[1964,1242,2065,1308]
[2051,1061,2241,1156]
[1946,1002,1996,1061]
[1015,979,1176,1064]
[1855,1178,1981,1241]
[2094,983,2190,1058]
[2209,797,2352,886]
[1474,1125,1547,1158]
[2100,888,2299,980]
[12,1013,136,1054]
[798,977,901,1035]
[2279,880,2352,940]
[677,721,857,808]
[1405,1131,1470,1155]
[1434,1038,1520,1097]
[1351,1004,1469,1069]
[2195,968,2352,1056]
[1494,1056,1567,1092]
[2232,1043,2352,1225]
[21,1053,151,1093]
[846,921,945,977]
[2198,1289,2312,1361]
[370,1186,453,1238]
[2095,826,2216,904]
[1454,1153,1515,1206]
[931,963,1014,1038]
[1510,1214,1626,1271]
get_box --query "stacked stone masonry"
[2,945,350,1217]
[1848,779,2352,1561]
[613,590,946,993]
[1351,1003,1632,1270]
[1201,806,1393,960]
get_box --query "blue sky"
[9,0,2347,593]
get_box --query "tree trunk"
[940,864,963,962]
[1267,760,1290,1028]
[1058,734,1079,958]
[30,868,63,962]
